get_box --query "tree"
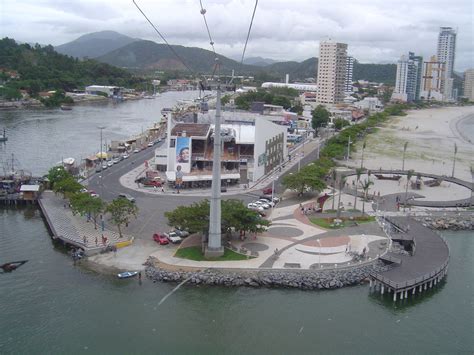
[164,199,269,237]
[106,198,138,238]
[282,165,327,196]
[353,168,364,211]
[404,170,414,211]
[311,105,330,133]
[336,177,347,218]
[47,166,70,187]
[359,178,374,215]
[52,175,82,198]
[333,118,350,130]
[70,192,105,229]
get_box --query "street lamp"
[98,126,106,196]
[271,176,279,220]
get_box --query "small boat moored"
[117,271,139,279]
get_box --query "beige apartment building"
[463,69,474,102]
[316,40,348,104]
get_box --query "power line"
[132,0,195,75]
[199,0,216,56]
[230,0,258,85]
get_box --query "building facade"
[391,52,422,102]
[420,55,446,101]
[316,41,348,104]
[463,69,474,101]
[344,56,354,94]
[437,27,457,100]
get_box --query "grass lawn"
[174,246,252,261]
[309,216,376,229]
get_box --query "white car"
[101,164,108,170]
[133,148,140,153]
[248,203,264,212]
[107,160,114,167]
[147,142,154,147]
[122,154,129,159]
[113,158,120,164]
[258,199,275,207]
[164,232,182,244]
[254,201,270,209]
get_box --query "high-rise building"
[463,69,474,101]
[344,56,354,94]
[420,55,446,101]
[391,52,422,102]
[437,27,457,100]
[316,40,347,104]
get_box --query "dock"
[38,190,132,255]
[369,216,449,301]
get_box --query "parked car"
[101,164,108,170]
[153,233,169,245]
[113,158,121,164]
[262,187,273,195]
[248,203,264,212]
[147,142,154,147]
[164,232,182,244]
[173,228,189,238]
[254,201,270,209]
[88,190,99,198]
[118,193,135,203]
[258,199,275,207]
[107,160,114,167]
[122,154,129,159]
[260,195,280,203]
[133,148,140,153]
[143,179,162,187]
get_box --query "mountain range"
[55,31,397,84]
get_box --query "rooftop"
[171,123,210,138]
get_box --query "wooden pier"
[369,216,449,301]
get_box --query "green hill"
[0,37,141,96]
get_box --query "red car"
[153,233,169,245]
[262,187,273,195]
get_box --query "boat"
[117,271,139,279]
[60,105,73,111]
[374,174,402,181]
[0,260,28,272]
[0,128,7,142]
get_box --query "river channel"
[0,96,473,353]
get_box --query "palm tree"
[353,168,363,211]
[404,169,414,211]
[359,178,374,215]
[451,143,457,177]
[336,177,347,218]
[360,140,367,169]
[402,141,408,171]
[331,169,337,211]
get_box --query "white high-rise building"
[391,52,422,102]
[316,40,347,104]
[344,56,354,94]
[463,69,474,101]
[437,27,457,100]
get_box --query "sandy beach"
[346,106,474,181]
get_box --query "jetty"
[369,216,449,301]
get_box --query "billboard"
[176,136,191,173]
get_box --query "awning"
[96,152,108,159]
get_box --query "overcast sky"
[1,0,473,70]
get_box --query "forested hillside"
[0,38,141,97]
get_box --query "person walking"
[83,235,87,246]
[95,236,98,246]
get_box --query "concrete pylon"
[205,86,224,258]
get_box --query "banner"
[176,136,191,173]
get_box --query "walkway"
[39,191,131,255]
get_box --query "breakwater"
[415,216,474,230]
[145,260,389,290]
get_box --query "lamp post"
[271,176,279,220]
[346,136,352,161]
[98,126,106,196]
[402,141,408,171]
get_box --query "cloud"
[1,0,472,70]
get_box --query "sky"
[1,0,473,71]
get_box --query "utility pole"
[402,141,408,171]
[347,136,352,160]
[98,126,106,196]
[206,84,224,258]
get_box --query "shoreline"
[454,113,474,144]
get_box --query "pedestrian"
[138,271,142,280]
[104,236,108,245]
[300,203,303,214]
[95,236,98,246]
[161,186,164,193]
[154,185,157,192]
[83,235,87,245]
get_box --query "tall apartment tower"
[437,27,457,100]
[463,69,474,101]
[344,56,354,93]
[316,40,348,104]
[420,55,446,101]
[391,52,422,102]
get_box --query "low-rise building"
[85,85,121,98]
